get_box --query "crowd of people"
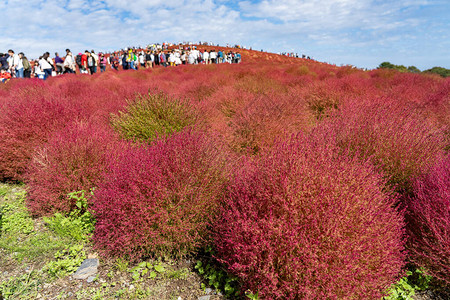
[1,45,242,83]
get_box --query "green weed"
[0,271,42,300]
[43,190,95,241]
[0,188,68,261]
[195,260,240,297]
[43,244,86,278]
[384,267,433,300]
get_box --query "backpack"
[75,55,82,66]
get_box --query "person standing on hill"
[20,53,32,78]
[45,52,55,75]
[39,53,53,80]
[110,53,119,70]
[210,50,217,64]
[90,50,98,74]
[98,53,107,72]
[0,69,12,83]
[145,50,153,68]
[217,50,223,63]
[33,60,45,79]
[81,51,89,74]
[0,53,9,71]
[202,49,209,64]
[8,49,23,78]
[122,52,129,70]
[54,52,65,74]
[235,52,241,63]
[64,49,76,74]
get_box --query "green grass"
[0,186,71,262]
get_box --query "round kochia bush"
[0,91,84,182]
[407,155,450,284]
[110,92,197,143]
[26,122,119,216]
[92,129,231,259]
[213,134,406,299]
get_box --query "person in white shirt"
[39,53,53,80]
[139,52,145,68]
[203,50,209,64]
[8,50,23,78]
[63,49,76,74]
[90,50,99,73]
[209,50,217,64]
[33,61,45,80]
[188,50,197,64]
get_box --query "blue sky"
[1,0,449,70]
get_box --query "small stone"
[205,288,213,295]
[198,296,211,300]
[73,259,99,280]
[87,276,96,283]
[178,297,182,300]
[68,292,73,297]
[129,284,135,290]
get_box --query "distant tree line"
[378,62,450,78]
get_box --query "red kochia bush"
[213,134,406,299]
[92,129,231,259]
[26,122,119,216]
[318,97,447,195]
[407,155,450,284]
[0,93,84,182]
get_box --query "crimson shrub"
[26,122,119,216]
[0,93,85,182]
[407,155,450,284]
[213,134,406,299]
[318,97,447,195]
[92,129,231,259]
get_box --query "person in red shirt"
[80,50,89,74]
[0,69,12,83]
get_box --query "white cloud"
[0,0,448,69]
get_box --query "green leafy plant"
[195,260,240,297]
[129,261,166,282]
[43,190,96,241]
[0,271,42,300]
[43,244,86,278]
[245,290,259,300]
[384,267,433,300]
[0,191,34,235]
[114,258,129,272]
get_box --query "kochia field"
[0,46,448,299]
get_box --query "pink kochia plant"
[26,122,119,216]
[213,134,406,299]
[0,93,84,182]
[408,155,450,284]
[92,129,231,259]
